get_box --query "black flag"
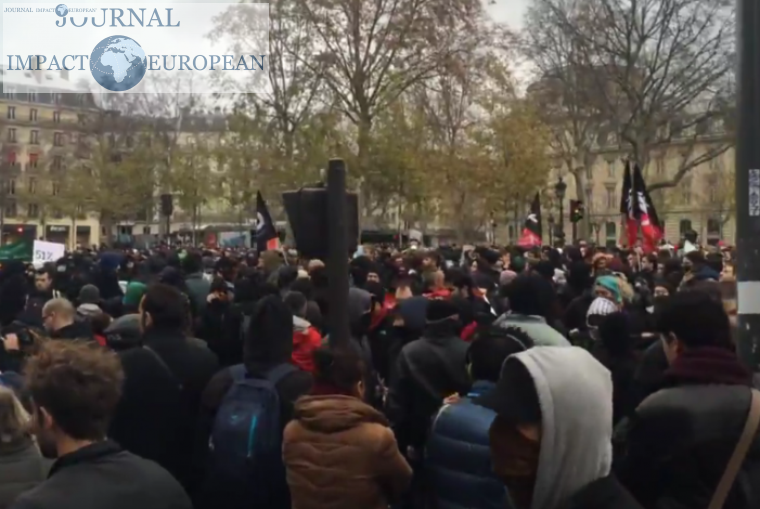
[254,191,277,253]
[518,192,542,247]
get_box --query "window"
[52,182,61,196]
[3,86,15,100]
[7,128,16,142]
[605,186,616,209]
[27,203,38,218]
[681,179,692,204]
[28,177,36,194]
[508,224,515,241]
[605,222,617,238]
[53,132,63,146]
[679,219,693,236]
[29,108,37,122]
[7,152,16,165]
[28,153,39,168]
[52,208,63,219]
[28,90,37,102]
[142,226,151,235]
[52,155,63,171]
[6,106,15,120]
[53,111,61,123]
[5,201,17,218]
[585,165,593,180]
[707,217,721,238]
[76,204,85,218]
[29,130,39,145]
[607,159,616,177]
[656,156,665,175]
[6,179,15,195]
[584,185,593,203]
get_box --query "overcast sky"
[487,0,528,28]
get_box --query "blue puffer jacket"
[425,381,510,509]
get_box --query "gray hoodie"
[511,346,613,509]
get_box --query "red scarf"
[664,347,752,387]
[424,288,452,299]
[370,304,389,331]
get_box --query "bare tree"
[525,0,735,196]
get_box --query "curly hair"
[24,340,124,440]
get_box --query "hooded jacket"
[511,347,615,509]
[283,395,412,509]
[292,316,322,373]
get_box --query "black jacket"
[142,328,219,489]
[617,384,760,509]
[9,441,191,509]
[50,319,93,341]
[386,323,470,451]
[109,346,184,483]
[562,475,643,509]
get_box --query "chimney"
[60,69,69,81]
[31,55,43,82]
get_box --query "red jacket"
[292,316,323,373]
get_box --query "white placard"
[32,240,66,264]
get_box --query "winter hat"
[499,270,518,286]
[586,297,618,329]
[425,299,460,323]
[123,281,147,307]
[595,275,622,304]
[78,284,101,305]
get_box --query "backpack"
[207,362,297,507]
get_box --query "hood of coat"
[293,315,311,333]
[244,294,294,374]
[510,347,613,509]
[294,394,388,433]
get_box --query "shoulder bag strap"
[708,389,760,509]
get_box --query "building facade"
[0,65,102,247]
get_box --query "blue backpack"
[208,362,297,507]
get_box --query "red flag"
[632,163,663,253]
[518,192,542,247]
[620,161,637,248]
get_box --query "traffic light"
[570,200,584,223]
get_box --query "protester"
[284,291,322,373]
[41,298,93,341]
[10,341,192,509]
[425,326,535,509]
[617,290,760,508]
[0,385,49,509]
[478,346,643,509]
[283,346,412,509]
[76,284,102,319]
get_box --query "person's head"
[593,275,622,305]
[657,289,732,364]
[0,385,30,445]
[283,291,308,319]
[25,341,124,457]
[468,326,534,383]
[502,274,556,319]
[139,283,186,333]
[42,298,76,333]
[182,250,203,275]
[35,268,53,292]
[244,295,294,369]
[447,268,474,299]
[77,284,100,305]
[653,280,672,298]
[312,346,365,399]
[477,347,612,509]
[586,297,618,337]
[363,281,386,314]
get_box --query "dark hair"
[283,291,308,318]
[468,326,532,382]
[210,276,229,294]
[277,266,299,291]
[312,346,364,394]
[35,267,53,278]
[502,273,555,318]
[182,250,203,274]
[25,341,123,440]
[290,278,314,300]
[141,283,187,330]
[657,290,732,349]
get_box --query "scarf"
[663,346,753,387]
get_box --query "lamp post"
[554,177,567,247]
[548,213,555,247]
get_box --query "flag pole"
[735,0,760,370]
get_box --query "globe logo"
[55,4,68,16]
[90,36,147,92]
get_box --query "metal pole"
[736,0,760,369]
[327,158,350,348]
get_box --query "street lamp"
[548,213,555,247]
[554,177,567,246]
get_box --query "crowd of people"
[0,239,754,509]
